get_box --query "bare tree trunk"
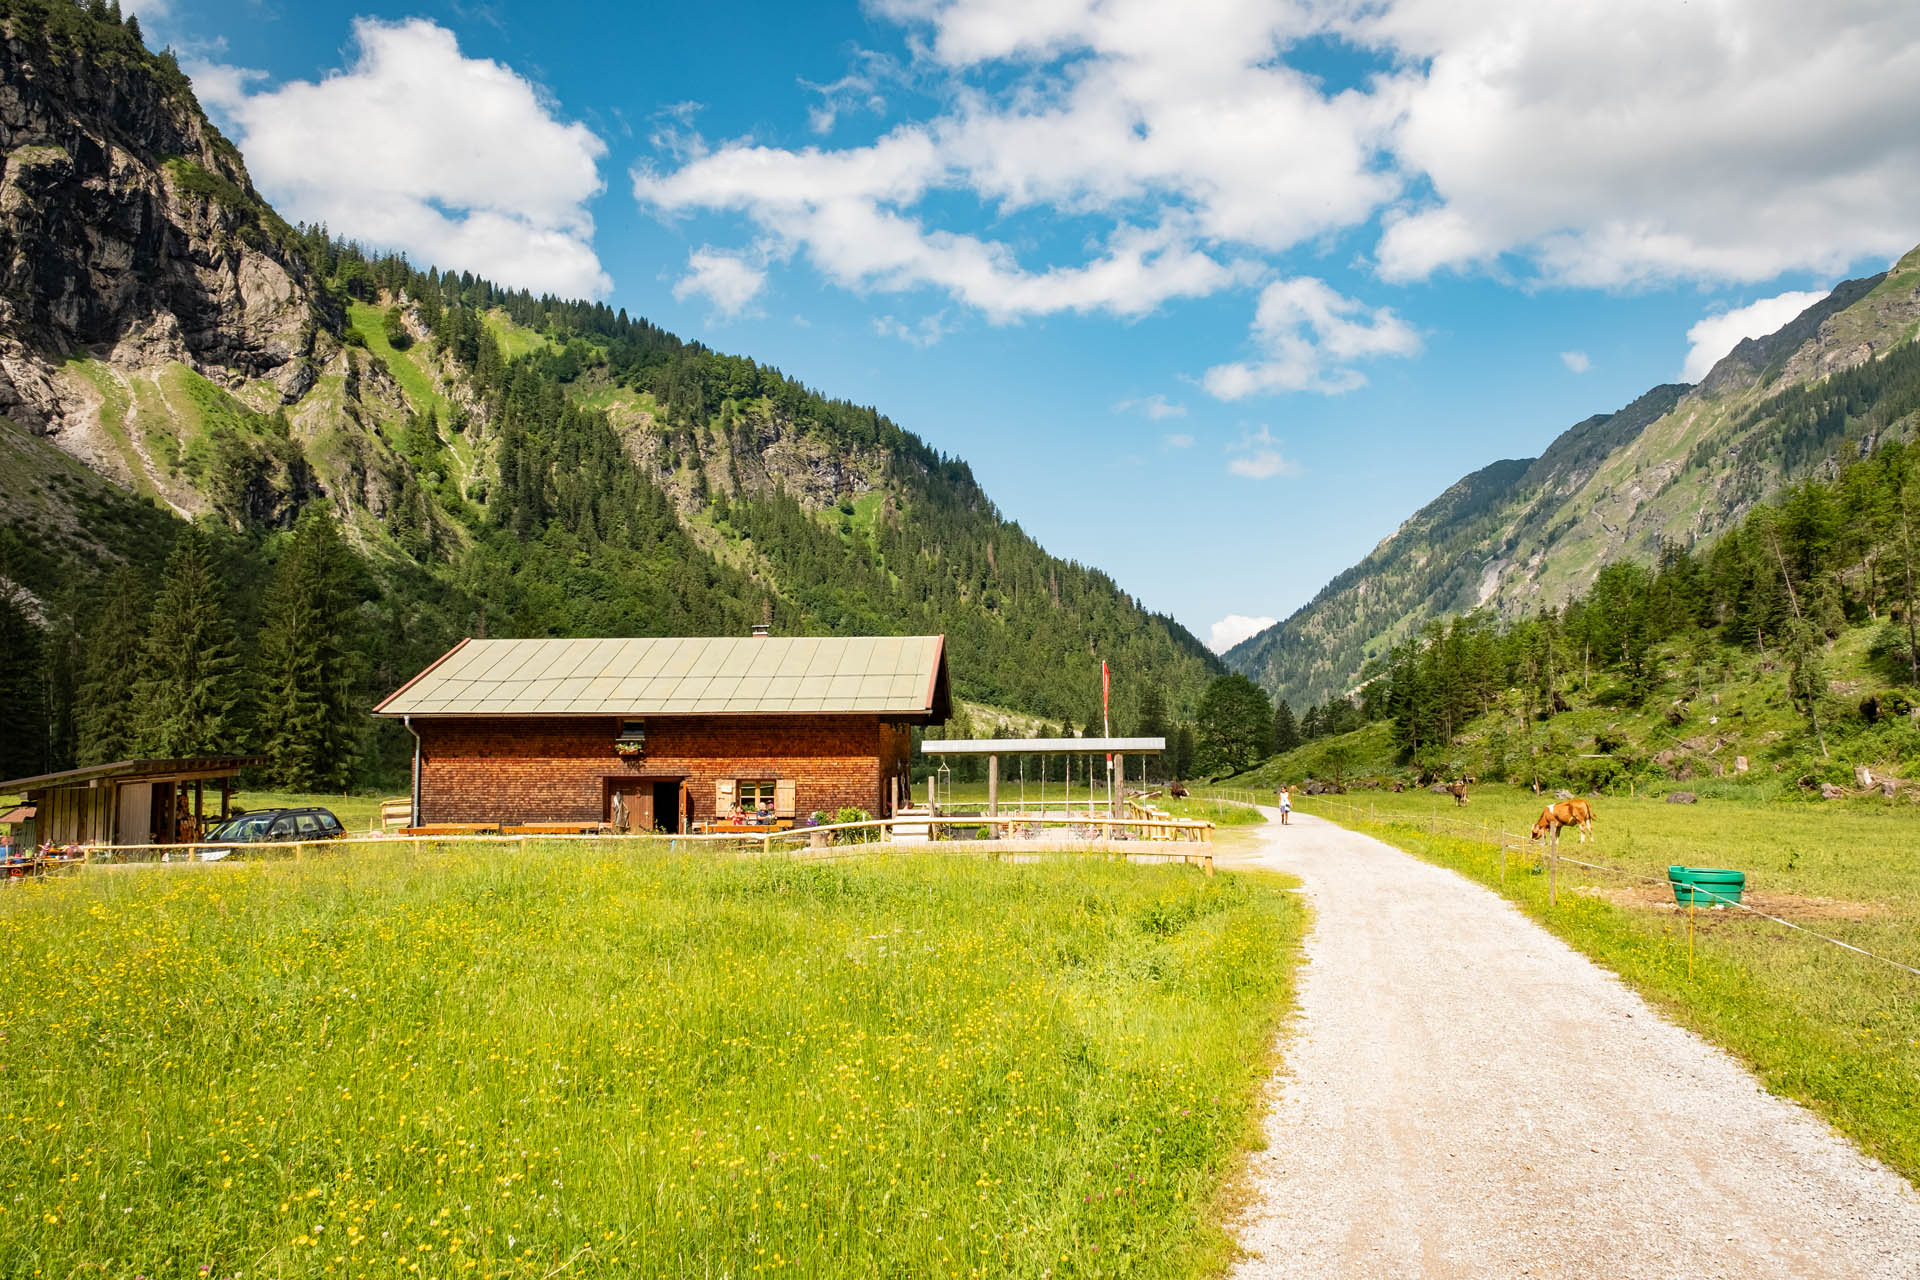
[1900,478,1920,684]
[1768,524,1829,759]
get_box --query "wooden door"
[607,782,653,833]
[774,779,797,819]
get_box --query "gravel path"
[1220,809,1920,1279]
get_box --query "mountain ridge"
[1229,253,1920,710]
[0,0,1219,785]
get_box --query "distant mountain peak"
[1228,257,1920,709]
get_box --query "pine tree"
[76,568,148,765]
[255,510,363,790]
[1169,723,1196,781]
[1272,698,1301,752]
[1134,685,1169,738]
[0,587,46,781]
[134,526,246,757]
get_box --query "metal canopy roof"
[375,635,951,721]
[919,737,1165,755]
[0,756,264,794]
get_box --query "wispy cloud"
[1116,394,1188,420]
[1162,432,1195,449]
[1560,350,1591,373]
[873,312,954,347]
[1226,426,1301,480]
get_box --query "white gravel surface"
[1221,808,1920,1279]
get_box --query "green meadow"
[0,845,1304,1279]
[1296,788,1920,1181]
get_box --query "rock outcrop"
[0,6,332,439]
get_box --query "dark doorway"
[653,781,681,835]
[604,777,684,834]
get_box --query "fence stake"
[1500,835,1507,883]
[1548,826,1558,906]
[1688,897,1695,979]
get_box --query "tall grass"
[1301,790,1920,1182]
[0,844,1304,1278]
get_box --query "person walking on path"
[1277,786,1292,825]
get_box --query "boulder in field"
[1820,782,1846,800]
[1855,765,1876,790]
[1666,791,1697,804]
[1734,755,1748,773]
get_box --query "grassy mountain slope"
[1231,254,1920,709]
[1235,612,1918,803]
[0,0,1218,782]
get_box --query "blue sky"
[144,0,1920,651]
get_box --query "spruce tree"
[1272,698,1301,753]
[1134,685,1169,739]
[255,509,363,790]
[134,525,246,757]
[0,588,46,781]
[77,568,148,765]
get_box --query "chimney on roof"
[751,623,770,638]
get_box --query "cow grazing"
[1531,798,1594,844]
[1446,781,1469,807]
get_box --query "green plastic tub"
[1669,865,1746,907]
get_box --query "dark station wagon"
[197,807,346,859]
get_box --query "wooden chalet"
[374,632,952,832]
[0,756,262,848]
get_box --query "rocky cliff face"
[1230,248,1920,710]
[0,3,330,440]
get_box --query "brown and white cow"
[1530,798,1594,843]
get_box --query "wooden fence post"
[1499,834,1507,883]
[1548,826,1558,906]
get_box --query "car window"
[268,817,296,837]
[318,813,342,834]
[212,815,273,841]
[295,814,321,836]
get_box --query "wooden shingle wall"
[417,715,891,826]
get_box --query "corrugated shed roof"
[374,635,949,719]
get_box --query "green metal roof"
[375,635,950,720]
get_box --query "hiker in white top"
[1278,786,1291,825]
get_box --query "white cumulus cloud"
[191,18,610,298]
[1358,0,1920,286]
[1561,350,1591,373]
[1204,278,1420,399]
[674,247,768,317]
[1681,290,1829,382]
[629,0,1920,393]
[1208,614,1277,654]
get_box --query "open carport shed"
[918,737,1166,823]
